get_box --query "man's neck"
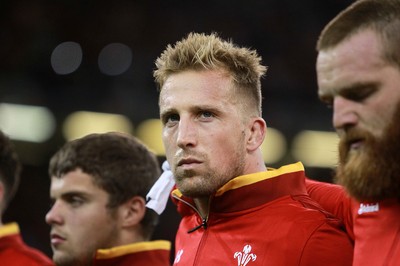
[193,197,210,219]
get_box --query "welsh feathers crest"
[234,244,257,266]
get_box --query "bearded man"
[306,1,400,265]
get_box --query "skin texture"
[317,29,400,141]
[46,169,122,266]
[317,29,400,200]
[159,69,266,217]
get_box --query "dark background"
[1,0,353,259]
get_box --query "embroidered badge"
[234,244,257,266]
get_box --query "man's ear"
[246,117,267,152]
[120,196,146,228]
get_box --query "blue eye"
[201,111,212,118]
[161,112,180,125]
[168,114,180,122]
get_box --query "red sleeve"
[305,178,355,240]
[300,221,354,266]
[0,248,54,266]
[0,234,54,266]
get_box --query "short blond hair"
[154,32,267,116]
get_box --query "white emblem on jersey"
[234,244,257,266]
[358,203,379,215]
[174,249,184,264]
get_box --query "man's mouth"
[177,158,202,168]
[178,158,201,166]
[348,138,363,150]
[50,233,66,246]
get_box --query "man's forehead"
[50,170,97,191]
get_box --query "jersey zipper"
[172,193,212,266]
[172,194,209,233]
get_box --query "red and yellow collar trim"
[0,222,19,238]
[216,162,304,196]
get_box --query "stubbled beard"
[174,161,245,198]
[173,148,246,198]
[54,255,91,266]
[335,103,400,201]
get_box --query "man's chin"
[337,144,400,201]
[178,185,206,198]
[177,180,213,198]
[54,255,88,266]
[338,101,400,201]
[53,255,73,266]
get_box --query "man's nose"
[45,201,63,225]
[176,118,197,148]
[332,96,358,130]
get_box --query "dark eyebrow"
[160,106,175,115]
[190,105,221,114]
[319,81,380,106]
[340,82,379,100]
[340,81,379,94]
[320,81,379,99]
[52,191,90,201]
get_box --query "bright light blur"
[51,41,83,75]
[292,130,339,168]
[261,127,287,164]
[63,111,133,141]
[0,103,56,142]
[135,119,164,156]
[98,43,132,76]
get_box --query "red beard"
[335,103,400,201]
